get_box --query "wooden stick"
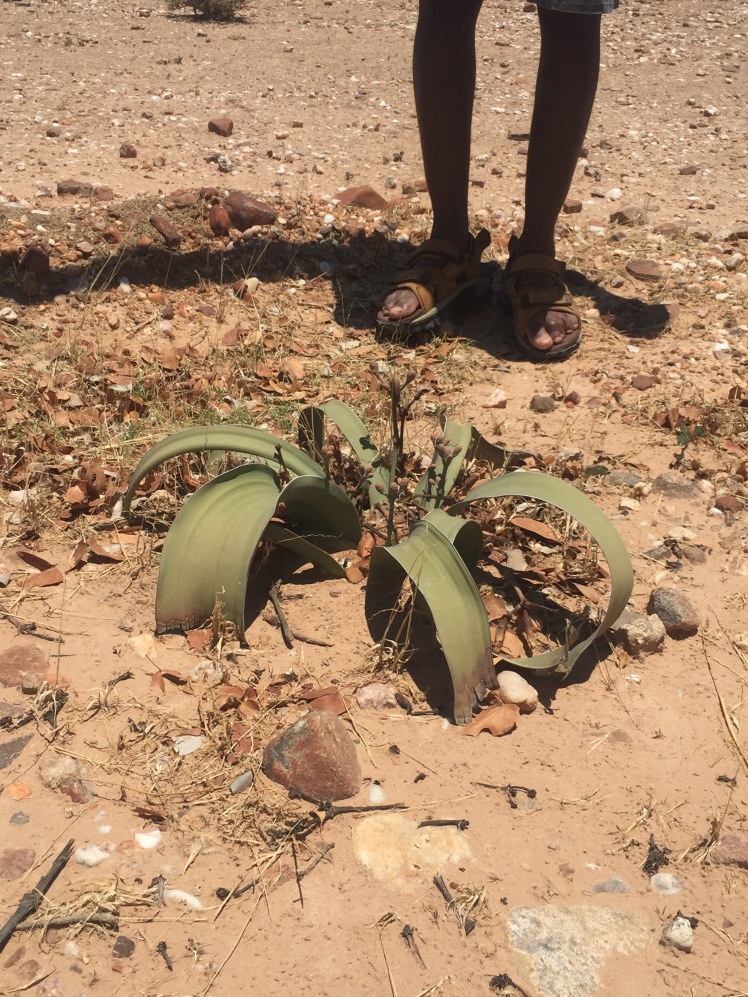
[0,840,75,954]
[296,842,334,881]
[0,601,59,642]
[268,584,294,648]
[16,913,119,933]
[704,644,748,776]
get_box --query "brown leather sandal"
[377,229,491,330]
[503,249,582,360]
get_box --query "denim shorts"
[535,0,619,12]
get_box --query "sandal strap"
[507,252,566,277]
[518,287,575,308]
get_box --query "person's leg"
[379,0,483,321]
[510,7,601,350]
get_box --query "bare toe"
[380,287,419,321]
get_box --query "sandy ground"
[1,2,748,997]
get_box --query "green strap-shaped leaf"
[156,463,282,634]
[299,400,388,507]
[156,467,361,634]
[124,425,324,514]
[366,508,495,725]
[281,474,362,545]
[264,523,348,579]
[449,471,634,675]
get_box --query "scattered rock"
[112,936,136,959]
[208,117,234,137]
[0,848,35,880]
[631,373,658,390]
[710,833,748,869]
[606,470,645,488]
[483,387,508,409]
[224,191,276,228]
[149,215,181,247]
[9,812,30,827]
[679,163,699,175]
[625,259,662,282]
[610,206,645,225]
[0,644,47,688]
[20,246,49,277]
[652,471,699,500]
[208,204,232,237]
[661,915,694,953]
[562,199,582,214]
[509,906,648,997]
[355,683,398,710]
[262,711,361,802]
[119,142,137,159]
[338,185,389,211]
[530,395,556,414]
[647,587,700,638]
[608,609,666,656]
[715,494,743,513]
[56,178,95,196]
[619,496,640,512]
[592,877,628,895]
[39,754,95,803]
[0,735,33,771]
[650,873,683,895]
[496,670,538,713]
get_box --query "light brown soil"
[1,2,747,997]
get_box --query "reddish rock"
[337,185,389,211]
[610,206,644,225]
[20,245,49,276]
[0,645,47,689]
[56,179,94,196]
[119,142,137,159]
[0,848,36,881]
[632,374,658,391]
[170,191,197,209]
[654,222,685,238]
[715,494,742,513]
[209,204,232,237]
[149,216,182,247]
[76,241,94,256]
[103,226,122,245]
[0,242,20,260]
[39,754,94,803]
[711,833,748,869]
[208,117,234,138]
[625,259,662,282]
[563,199,583,214]
[136,235,153,250]
[647,587,700,638]
[262,711,361,802]
[224,191,276,229]
[93,185,114,202]
[413,177,428,192]
[199,187,220,201]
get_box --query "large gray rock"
[608,609,666,656]
[647,588,700,638]
[262,711,361,802]
[652,472,699,500]
[508,906,648,997]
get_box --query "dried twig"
[704,642,748,776]
[296,841,335,880]
[0,840,75,954]
[268,583,294,648]
[16,913,119,933]
[0,601,59,642]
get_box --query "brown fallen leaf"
[570,581,600,604]
[509,516,561,543]
[187,629,210,651]
[499,630,524,658]
[151,669,189,692]
[23,567,64,588]
[308,692,347,715]
[16,549,56,571]
[462,703,520,737]
[345,561,366,583]
[298,686,341,701]
[87,539,125,563]
[482,590,508,622]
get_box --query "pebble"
[608,609,666,657]
[0,306,19,324]
[9,812,30,827]
[631,374,658,391]
[606,470,645,488]
[530,394,556,414]
[337,185,389,211]
[650,873,683,895]
[135,829,161,849]
[496,670,538,713]
[647,587,700,638]
[119,142,137,159]
[710,833,748,869]
[483,387,508,408]
[619,497,640,512]
[652,472,699,500]
[229,769,255,795]
[39,755,94,803]
[661,916,694,953]
[112,936,136,959]
[355,683,398,710]
[0,848,36,880]
[262,711,361,802]
[208,117,233,138]
[592,877,628,895]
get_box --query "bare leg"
[379,0,482,321]
[511,7,601,350]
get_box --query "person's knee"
[538,7,601,44]
[418,0,483,26]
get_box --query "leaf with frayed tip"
[467,429,540,471]
[414,419,473,510]
[124,425,324,514]
[156,463,281,634]
[449,471,633,676]
[299,400,388,507]
[365,508,495,725]
[263,523,348,579]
